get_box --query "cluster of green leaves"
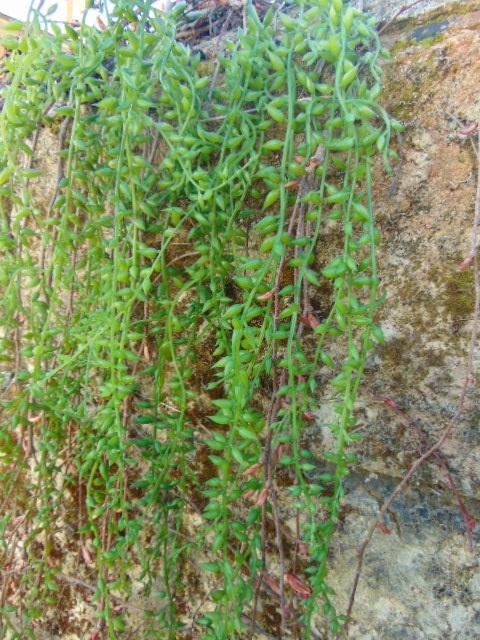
[0,0,397,638]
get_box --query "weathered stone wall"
[322,1,480,638]
[363,0,458,21]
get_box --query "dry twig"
[383,398,475,551]
[377,0,429,35]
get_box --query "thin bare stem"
[377,0,429,35]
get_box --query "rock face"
[323,1,480,637]
[363,0,459,22]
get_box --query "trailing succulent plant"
[0,0,399,637]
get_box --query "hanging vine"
[0,0,399,638]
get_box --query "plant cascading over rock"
[0,0,398,637]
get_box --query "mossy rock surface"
[317,3,480,638]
